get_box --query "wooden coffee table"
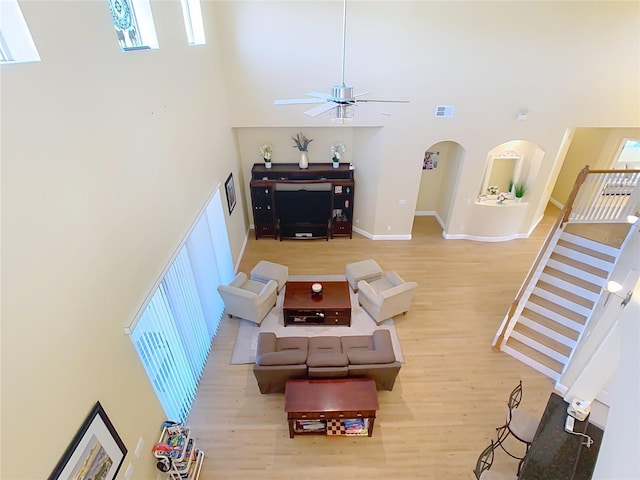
[283,281,351,326]
[284,378,379,438]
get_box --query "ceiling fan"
[274,0,409,121]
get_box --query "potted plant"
[514,182,527,202]
[331,142,345,168]
[292,132,313,169]
[259,144,273,168]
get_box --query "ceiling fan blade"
[353,91,371,97]
[355,99,410,103]
[304,102,339,117]
[275,98,326,105]
[306,91,333,100]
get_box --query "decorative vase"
[299,151,309,169]
[514,197,522,203]
[265,161,272,169]
[332,161,339,169]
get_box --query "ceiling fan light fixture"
[331,105,354,124]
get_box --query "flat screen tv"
[275,189,332,226]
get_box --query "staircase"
[493,166,640,381]
[501,229,621,380]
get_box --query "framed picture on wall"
[225,173,236,214]
[423,151,440,170]
[48,401,127,480]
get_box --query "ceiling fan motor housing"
[332,84,354,103]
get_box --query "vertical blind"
[128,188,234,422]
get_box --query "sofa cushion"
[346,349,395,365]
[257,350,307,366]
[307,336,349,367]
[307,352,349,367]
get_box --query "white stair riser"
[510,331,570,364]
[518,316,578,348]
[532,287,592,317]
[554,245,615,272]
[546,259,607,287]
[502,345,561,380]
[525,301,583,333]
[538,273,600,303]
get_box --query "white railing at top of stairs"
[568,170,640,223]
[492,167,639,351]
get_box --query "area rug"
[230,274,405,364]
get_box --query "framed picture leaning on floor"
[48,401,127,480]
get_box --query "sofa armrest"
[256,332,277,356]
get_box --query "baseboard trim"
[442,232,530,242]
[549,197,564,210]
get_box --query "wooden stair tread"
[505,337,564,373]
[528,294,587,324]
[549,252,609,278]
[521,308,580,341]
[512,323,572,357]
[556,238,616,263]
[542,266,601,293]
[563,222,630,249]
[536,280,594,309]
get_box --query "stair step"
[505,337,565,374]
[556,238,617,264]
[512,323,573,358]
[531,286,592,317]
[542,266,601,294]
[525,301,585,333]
[549,252,609,279]
[520,308,580,342]
[528,294,587,325]
[539,272,600,303]
[546,258,607,288]
[536,280,595,309]
[562,224,630,252]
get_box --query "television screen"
[275,189,331,225]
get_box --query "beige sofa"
[357,271,418,324]
[252,330,401,394]
[217,272,277,325]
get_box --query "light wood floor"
[187,205,563,479]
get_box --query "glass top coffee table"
[283,281,351,326]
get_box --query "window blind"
[128,188,233,422]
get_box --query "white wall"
[0,2,244,478]
[214,1,640,240]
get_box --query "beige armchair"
[217,272,277,325]
[357,271,417,324]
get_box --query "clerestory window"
[107,0,159,51]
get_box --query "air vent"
[435,105,454,118]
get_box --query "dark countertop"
[519,393,603,480]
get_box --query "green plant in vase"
[514,182,527,199]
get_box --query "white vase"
[265,162,272,169]
[299,151,309,169]
[332,161,339,169]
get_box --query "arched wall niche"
[479,139,545,201]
